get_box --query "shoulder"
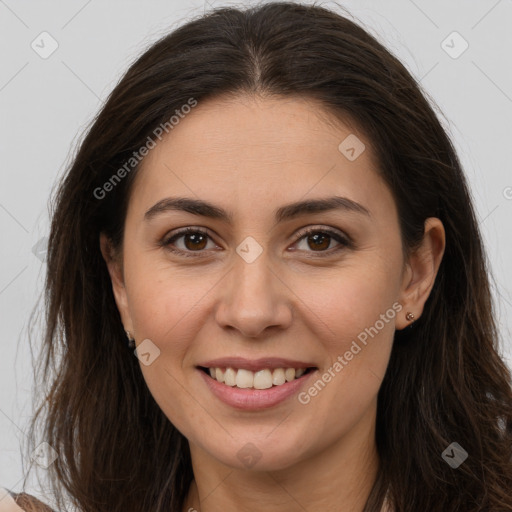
[0,488,57,512]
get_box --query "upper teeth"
[208,367,307,389]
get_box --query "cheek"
[123,251,217,345]
[123,262,212,433]
[295,281,396,448]
[300,260,401,347]
[293,260,399,407]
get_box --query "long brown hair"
[22,2,512,511]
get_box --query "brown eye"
[305,232,331,251]
[181,232,208,251]
[162,227,216,257]
[293,228,351,256]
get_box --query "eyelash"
[160,226,352,259]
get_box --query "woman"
[6,2,512,511]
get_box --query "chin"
[197,432,311,472]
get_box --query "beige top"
[0,488,56,512]
[0,488,24,512]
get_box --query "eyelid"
[293,225,350,244]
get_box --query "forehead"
[145,94,370,165]
[128,94,395,223]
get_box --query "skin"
[100,94,445,512]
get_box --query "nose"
[214,249,293,339]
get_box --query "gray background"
[1,0,511,503]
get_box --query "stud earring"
[125,330,135,348]
[395,312,418,337]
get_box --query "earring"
[396,312,417,338]
[125,330,135,348]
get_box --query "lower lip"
[198,368,317,410]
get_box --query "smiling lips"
[206,367,309,389]
[198,362,318,410]
[198,357,317,409]
[197,357,317,391]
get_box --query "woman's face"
[103,95,438,471]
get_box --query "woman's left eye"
[292,228,351,256]
[161,227,351,258]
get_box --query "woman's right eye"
[161,227,217,257]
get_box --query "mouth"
[198,365,317,390]
[196,362,319,410]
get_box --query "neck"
[183,402,380,512]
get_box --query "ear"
[99,232,133,334]
[395,217,446,330]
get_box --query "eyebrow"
[144,195,371,223]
